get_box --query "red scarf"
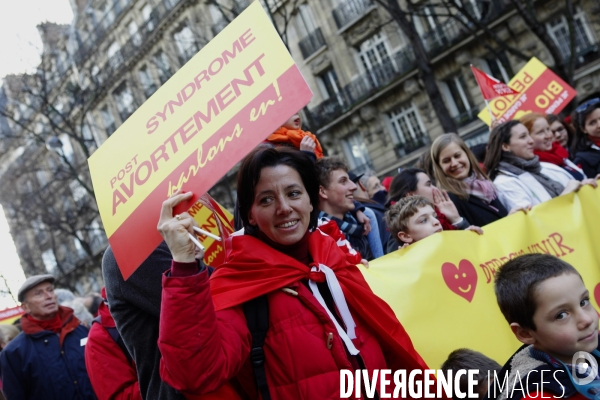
[534,142,569,166]
[22,306,80,347]
[589,135,600,148]
[266,127,324,158]
[210,230,428,373]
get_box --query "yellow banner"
[361,187,600,369]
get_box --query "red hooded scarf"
[209,228,428,373]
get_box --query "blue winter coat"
[0,324,97,400]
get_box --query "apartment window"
[82,124,97,147]
[141,3,154,31]
[128,20,141,46]
[138,66,157,98]
[32,219,48,243]
[295,4,318,38]
[357,33,393,87]
[440,74,475,125]
[89,219,108,253]
[547,10,596,60]
[173,24,199,65]
[101,2,115,29]
[481,57,510,83]
[70,180,87,204]
[36,170,49,186]
[59,134,75,163]
[100,106,116,135]
[341,132,372,172]
[154,50,173,84]
[113,82,136,122]
[42,249,58,275]
[387,103,429,156]
[316,68,343,106]
[107,41,123,70]
[74,237,87,259]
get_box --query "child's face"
[400,205,442,243]
[283,114,302,130]
[527,273,598,363]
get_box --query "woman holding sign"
[430,133,509,227]
[484,120,596,211]
[155,147,428,399]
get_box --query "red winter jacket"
[158,232,425,399]
[85,301,142,400]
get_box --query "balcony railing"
[309,47,416,127]
[453,108,479,128]
[298,28,326,59]
[92,0,186,88]
[395,135,431,158]
[74,0,134,66]
[421,1,506,55]
[332,0,374,29]
[421,18,467,54]
[574,42,600,68]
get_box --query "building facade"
[0,0,598,288]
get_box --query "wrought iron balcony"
[332,0,374,29]
[74,0,134,66]
[309,47,416,128]
[395,135,431,158]
[574,42,600,68]
[298,28,326,59]
[421,18,466,54]
[453,108,479,128]
[92,0,186,88]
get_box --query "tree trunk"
[377,0,457,132]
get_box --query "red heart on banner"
[442,260,478,302]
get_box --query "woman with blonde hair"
[430,133,508,227]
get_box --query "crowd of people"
[0,95,599,400]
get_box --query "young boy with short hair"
[385,196,482,247]
[384,196,443,245]
[490,253,599,400]
[441,348,502,400]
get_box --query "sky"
[0,0,74,80]
[0,0,74,308]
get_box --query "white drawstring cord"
[308,264,359,355]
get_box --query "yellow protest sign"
[478,57,576,125]
[88,1,312,279]
[362,187,600,368]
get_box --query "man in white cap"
[0,274,96,399]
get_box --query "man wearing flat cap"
[0,274,96,399]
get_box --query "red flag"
[470,65,519,100]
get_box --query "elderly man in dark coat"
[0,274,96,400]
